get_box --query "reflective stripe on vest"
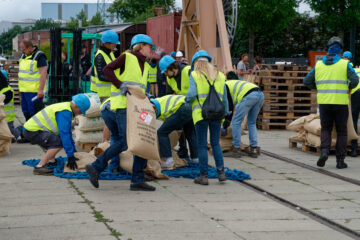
[90,76,97,92]
[93,50,115,97]
[110,52,149,110]
[351,69,360,94]
[158,95,185,121]
[191,71,226,125]
[24,102,72,135]
[166,65,191,95]
[315,59,349,105]
[147,64,157,83]
[18,50,44,92]
[0,86,15,122]
[226,80,258,105]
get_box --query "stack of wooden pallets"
[254,65,316,130]
[3,60,20,104]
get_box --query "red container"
[147,12,182,54]
[308,51,327,67]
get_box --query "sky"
[0,0,313,22]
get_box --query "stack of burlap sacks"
[287,107,358,148]
[65,86,188,179]
[74,93,105,144]
[0,94,14,155]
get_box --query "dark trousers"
[91,108,147,184]
[319,104,348,161]
[351,90,360,149]
[157,104,197,159]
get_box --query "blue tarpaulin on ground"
[22,157,251,181]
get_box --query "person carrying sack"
[185,50,229,185]
[85,34,157,191]
[150,95,198,169]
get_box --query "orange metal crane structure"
[177,0,237,73]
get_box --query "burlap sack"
[64,152,97,173]
[331,104,358,141]
[83,93,101,118]
[0,139,11,154]
[89,141,110,157]
[305,132,321,147]
[169,130,182,148]
[289,130,306,142]
[119,151,168,179]
[126,85,160,161]
[77,115,105,132]
[304,118,321,136]
[0,94,4,107]
[75,126,102,143]
[287,114,319,132]
[0,108,5,121]
[0,119,14,140]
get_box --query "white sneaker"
[190,158,199,163]
[161,158,174,170]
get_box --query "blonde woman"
[185,50,229,185]
[86,34,156,191]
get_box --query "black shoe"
[336,161,348,169]
[11,138,16,143]
[47,160,57,166]
[223,146,243,158]
[248,147,258,158]
[86,165,99,188]
[348,149,358,157]
[33,165,53,175]
[17,138,30,144]
[217,169,227,182]
[317,152,328,167]
[178,150,189,159]
[194,175,209,185]
[130,182,156,191]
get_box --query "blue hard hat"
[159,55,176,74]
[130,34,155,50]
[72,94,91,115]
[101,30,120,44]
[1,70,8,80]
[170,51,176,57]
[343,51,352,59]
[150,98,161,118]
[191,50,212,70]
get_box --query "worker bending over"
[304,36,359,169]
[23,94,90,175]
[159,55,192,159]
[150,95,198,169]
[223,72,264,158]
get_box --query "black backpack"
[197,73,225,121]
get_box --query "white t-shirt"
[237,60,247,80]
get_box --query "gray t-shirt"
[237,60,247,80]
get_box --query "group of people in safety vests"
[2,32,358,192]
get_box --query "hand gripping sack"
[198,74,225,121]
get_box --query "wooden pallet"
[77,142,97,153]
[288,139,338,155]
[257,118,295,130]
[262,103,317,113]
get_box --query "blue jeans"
[91,108,147,184]
[158,104,197,158]
[195,120,224,175]
[21,92,42,117]
[232,91,264,148]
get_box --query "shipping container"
[147,12,182,54]
[308,51,327,67]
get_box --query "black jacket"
[0,71,13,104]
[94,46,113,82]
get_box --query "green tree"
[107,0,176,23]
[305,0,360,38]
[235,0,298,65]
[66,10,89,28]
[89,12,105,26]
[32,19,61,31]
[0,25,23,55]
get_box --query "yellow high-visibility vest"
[225,80,258,105]
[156,95,185,121]
[0,86,15,122]
[166,66,191,95]
[18,50,45,92]
[93,50,116,97]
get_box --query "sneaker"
[33,165,53,175]
[223,146,243,158]
[194,175,209,185]
[161,159,174,170]
[317,152,328,167]
[217,169,227,182]
[130,182,156,191]
[336,161,348,169]
[86,165,99,188]
[248,147,258,158]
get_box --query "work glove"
[223,118,231,130]
[66,156,79,170]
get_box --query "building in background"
[41,2,113,23]
[0,19,36,33]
